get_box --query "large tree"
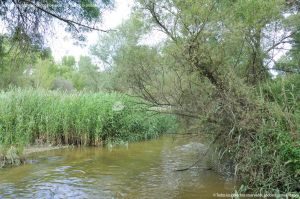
[93,0,300,193]
[0,0,114,89]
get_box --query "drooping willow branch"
[16,0,113,32]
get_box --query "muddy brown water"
[0,135,236,199]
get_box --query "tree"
[0,0,114,47]
[136,0,300,193]
[92,0,300,193]
[30,59,51,88]
[0,35,35,88]
[274,5,300,74]
[62,56,76,69]
[0,0,114,90]
[51,77,74,91]
[78,55,101,91]
[91,11,149,70]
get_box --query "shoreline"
[23,145,70,156]
[1,145,70,168]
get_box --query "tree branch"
[266,32,296,53]
[20,0,112,32]
[146,2,177,42]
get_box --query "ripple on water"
[0,136,235,199]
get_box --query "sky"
[48,0,134,62]
[0,1,290,69]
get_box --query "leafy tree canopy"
[0,0,114,47]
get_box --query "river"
[0,135,235,199]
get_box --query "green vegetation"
[89,0,300,194]
[0,89,177,167]
[0,0,113,47]
[0,0,300,196]
[223,75,300,193]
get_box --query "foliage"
[0,0,299,194]
[0,0,114,47]
[0,146,22,168]
[77,56,102,91]
[235,75,300,192]
[89,0,300,194]
[0,34,55,89]
[50,77,75,91]
[274,9,300,74]
[0,89,178,148]
[0,36,34,89]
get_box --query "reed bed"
[0,89,177,149]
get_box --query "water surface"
[0,135,235,199]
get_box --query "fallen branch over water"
[174,133,220,172]
[175,158,211,171]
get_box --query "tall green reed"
[0,89,178,148]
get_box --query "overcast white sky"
[48,0,134,62]
[0,0,290,69]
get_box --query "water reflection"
[0,135,235,199]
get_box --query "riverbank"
[24,145,70,155]
[0,89,178,168]
[1,145,70,168]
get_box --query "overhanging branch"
[19,0,112,32]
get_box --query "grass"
[235,75,300,193]
[0,89,178,166]
[200,74,300,194]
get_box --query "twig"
[174,132,221,171]
[20,0,112,32]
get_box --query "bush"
[235,75,300,193]
[201,74,300,194]
[51,77,75,92]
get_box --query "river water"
[0,135,235,199]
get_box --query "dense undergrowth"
[254,75,300,193]
[0,89,177,167]
[206,74,300,194]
